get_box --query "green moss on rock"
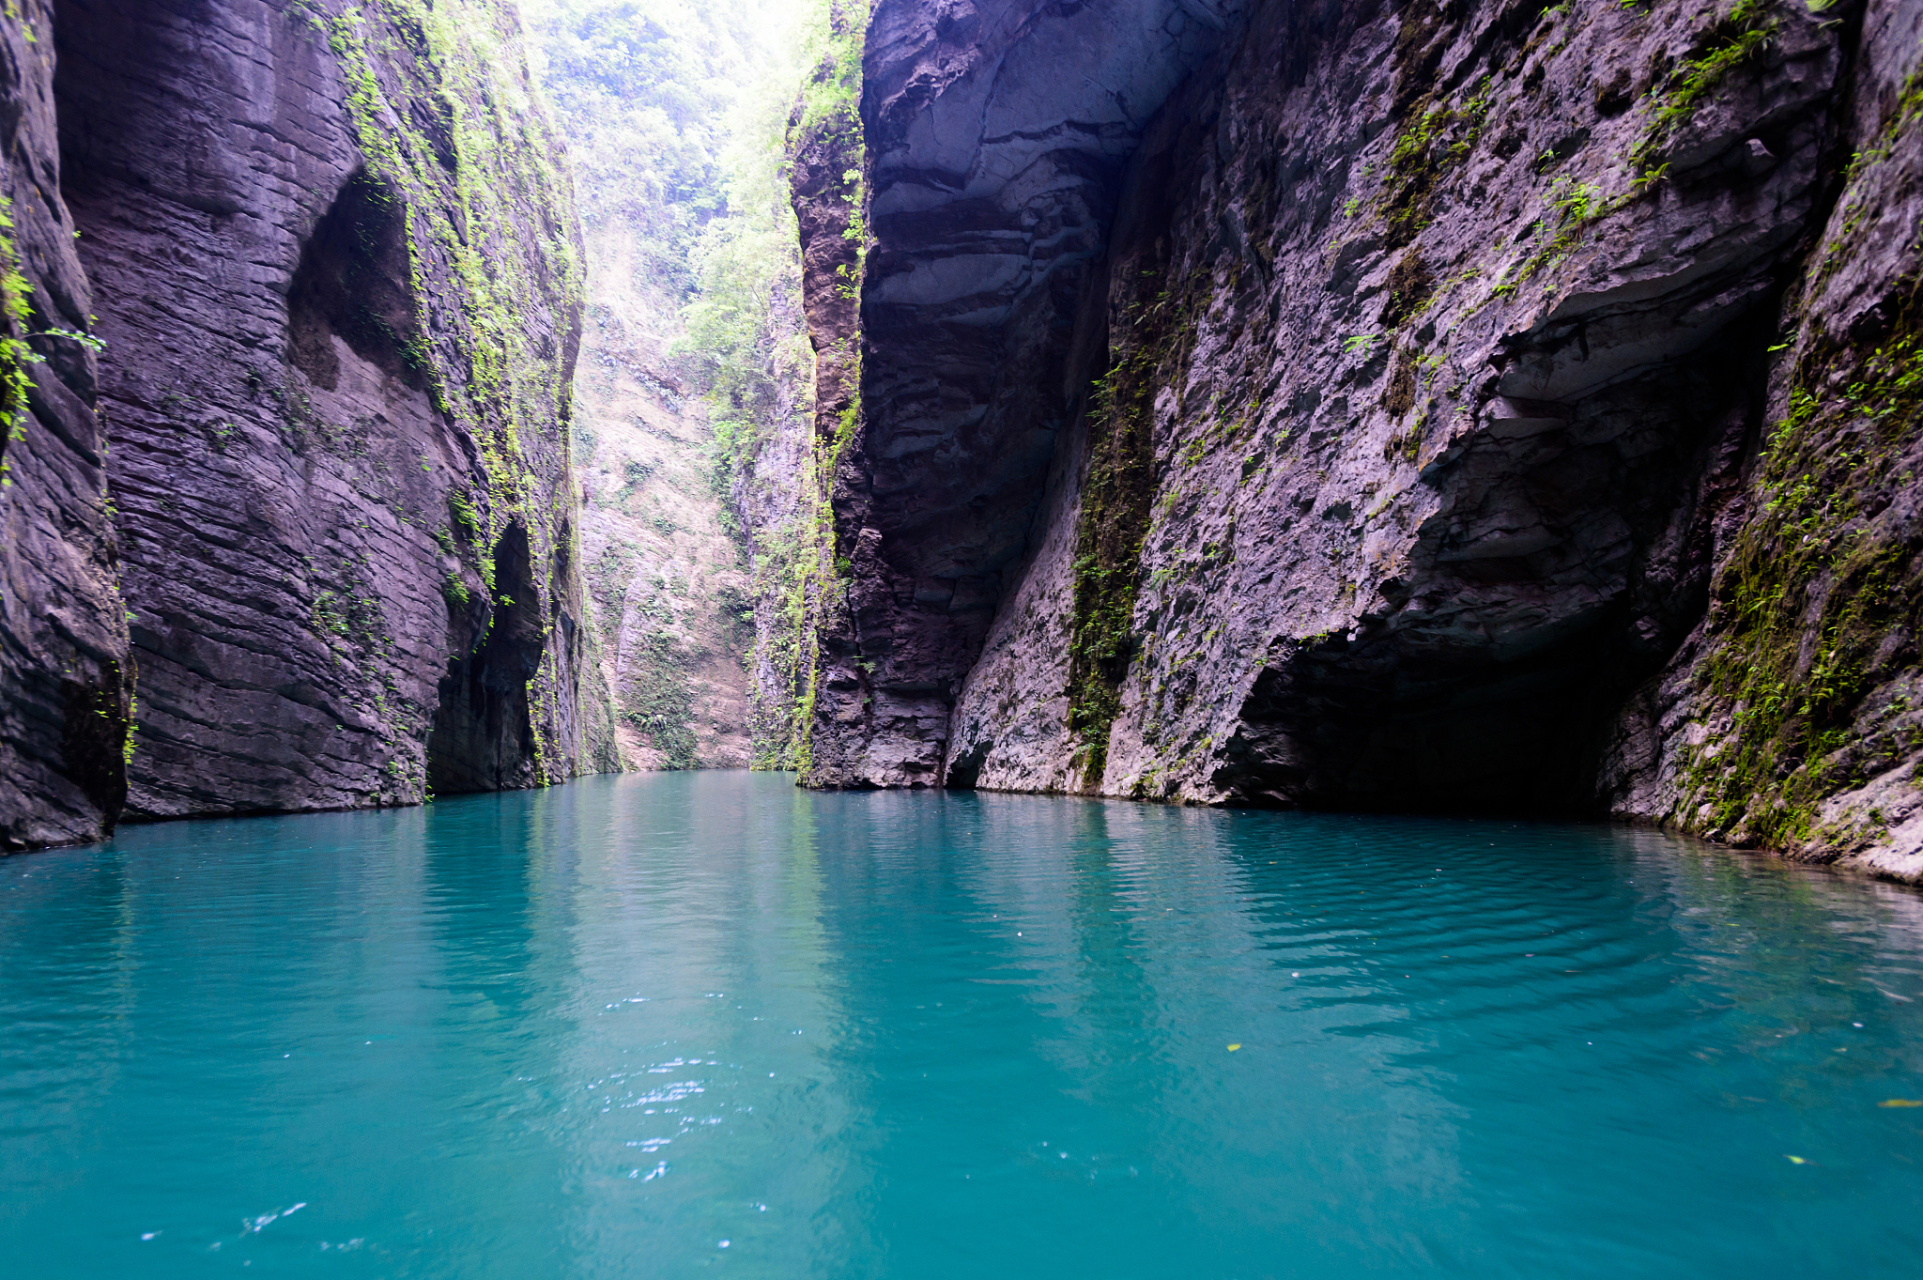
[295,0,587,786]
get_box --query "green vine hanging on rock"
[1066,267,1195,788]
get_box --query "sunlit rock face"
[949,0,1849,813]
[810,0,1243,786]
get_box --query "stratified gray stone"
[49,0,590,820]
[0,0,131,851]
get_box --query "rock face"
[1603,0,1923,881]
[54,0,591,819]
[0,0,131,851]
[0,0,593,849]
[812,0,1923,879]
[789,0,875,783]
[572,222,755,771]
[807,0,1243,786]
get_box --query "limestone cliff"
[802,0,1241,787]
[806,0,1923,881]
[59,0,592,818]
[790,0,874,784]
[529,0,816,775]
[0,0,130,851]
[572,220,755,770]
[1,0,592,849]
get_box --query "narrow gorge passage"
[1,0,1916,878]
[1,2,1921,1276]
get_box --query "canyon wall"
[809,0,1923,881]
[801,0,1243,785]
[0,0,130,850]
[531,1,818,774]
[2,0,597,849]
[571,219,756,770]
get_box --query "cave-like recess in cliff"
[287,169,428,393]
[427,521,547,796]
[849,0,1855,826]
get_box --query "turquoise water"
[2,773,1920,1278]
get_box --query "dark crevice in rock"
[287,170,427,392]
[427,522,545,796]
[1062,91,1210,788]
[59,660,129,829]
[1215,295,1787,817]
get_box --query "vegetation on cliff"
[526,0,820,770]
[285,0,589,792]
[1683,61,1923,857]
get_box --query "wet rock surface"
[1602,0,1923,880]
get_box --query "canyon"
[797,0,1923,883]
[0,0,1918,887]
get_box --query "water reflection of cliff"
[4,779,1919,1276]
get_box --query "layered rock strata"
[0,0,131,850]
[812,0,1923,879]
[1,0,594,848]
[800,0,1244,786]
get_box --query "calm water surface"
[2,772,1920,1277]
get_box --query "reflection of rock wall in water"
[809,0,1923,881]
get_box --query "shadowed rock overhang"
[809,0,1245,786]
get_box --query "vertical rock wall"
[789,0,875,785]
[0,0,592,849]
[53,0,589,819]
[805,0,1240,787]
[1604,0,1923,879]
[817,0,1923,879]
[0,0,130,850]
[571,220,755,771]
[968,0,1849,818]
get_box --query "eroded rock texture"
[39,0,590,822]
[805,0,1242,786]
[1603,0,1923,880]
[572,220,757,772]
[0,1,131,851]
[817,0,1923,879]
